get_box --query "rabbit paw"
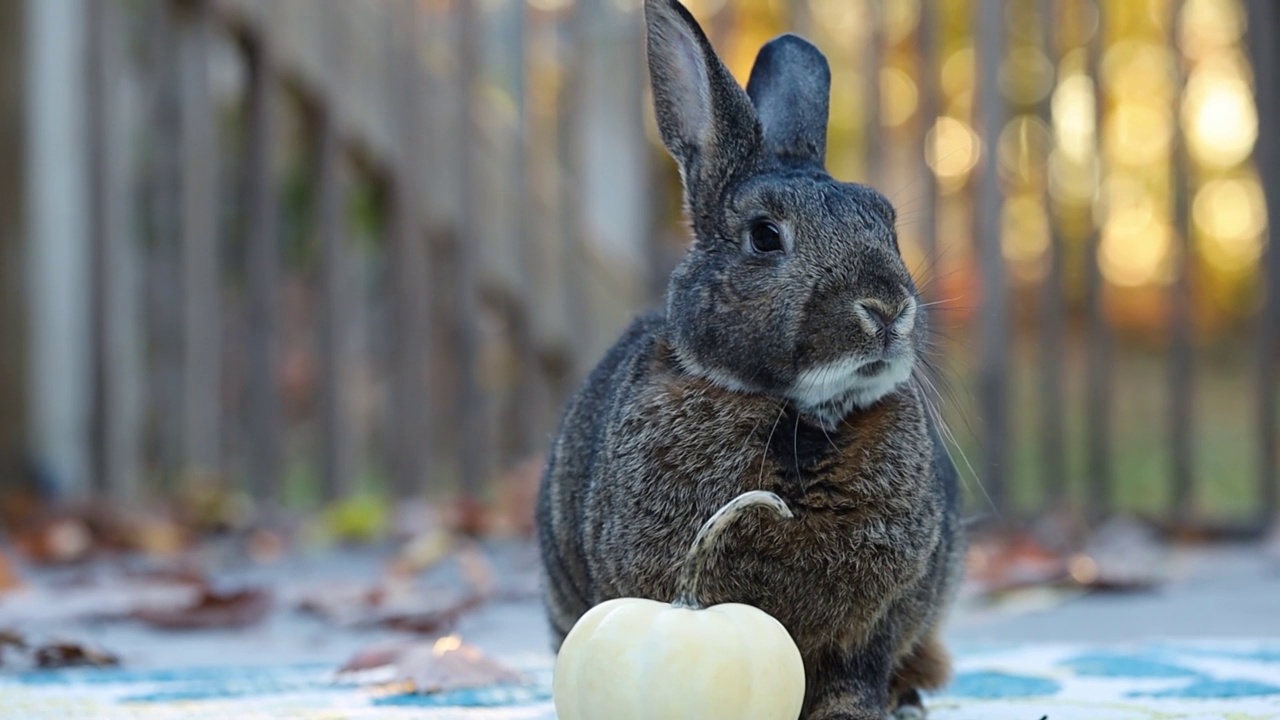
[886,689,926,720]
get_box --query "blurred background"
[0,0,1277,558]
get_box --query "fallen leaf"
[122,564,208,588]
[487,456,542,538]
[398,636,523,693]
[132,586,272,630]
[324,494,390,544]
[389,529,456,577]
[968,532,1068,598]
[32,640,119,669]
[0,629,25,666]
[456,543,498,599]
[447,495,490,538]
[298,580,482,635]
[338,643,404,674]
[379,593,483,634]
[247,529,285,564]
[16,517,93,565]
[339,635,524,694]
[0,549,20,593]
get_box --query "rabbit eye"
[748,219,784,254]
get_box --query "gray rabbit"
[537,0,965,717]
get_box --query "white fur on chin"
[787,355,914,417]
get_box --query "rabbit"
[536,1,965,718]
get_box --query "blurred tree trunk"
[0,0,27,491]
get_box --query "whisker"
[758,400,789,488]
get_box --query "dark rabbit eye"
[748,219,784,254]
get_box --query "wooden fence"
[3,0,1278,535]
[54,0,658,513]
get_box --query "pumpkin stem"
[671,490,794,609]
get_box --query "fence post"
[242,30,282,506]
[1036,0,1068,514]
[455,0,485,507]
[1168,0,1196,526]
[316,0,354,502]
[1083,0,1112,523]
[87,0,144,502]
[387,0,431,499]
[143,0,184,492]
[863,0,884,186]
[975,0,1010,521]
[25,0,92,495]
[916,0,939,303]
[557,0,590,386]
[0,0,25,491]
[504,0,542,464]
[176,0,223,484]
[1245,0,1279,529]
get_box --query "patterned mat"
[2,642,1278,719]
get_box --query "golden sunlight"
[1194,176,1268,272]
[1052,73,1097,164]
[1001,193,1052,279]
[1107,102,1173,166]
[881,67,919,128]
[1100,205,1174,288]
[1180,0,1246,60]
[927,116,980,190]
[1183,58,1257,168]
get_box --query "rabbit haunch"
[537,1,965,719]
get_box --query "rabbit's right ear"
[644,0,761,185]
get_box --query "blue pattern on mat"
[946,670,1061,698]
[2,641,1279,719]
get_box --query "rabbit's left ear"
[746,34,831,167]
[644,0,761,185]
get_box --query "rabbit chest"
[581,350,947,654]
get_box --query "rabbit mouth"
[856,360,889,377]
[787,354,915,424]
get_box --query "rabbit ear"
[644,0,761,182]
[746,34,831,166]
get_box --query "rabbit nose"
[855,298,916,335]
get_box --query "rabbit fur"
[537,1,965,717]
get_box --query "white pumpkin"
[553,491,805,720]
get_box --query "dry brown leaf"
[0,549,20,593]
[456,543,498,599]
[299,576,484,634]
[247,529,285,565]
[389,529,456,577]
[340,636,524,694]
[967,533,1067,597]
[32,641,119,669]
[489,456,542,538]
[0,629,26,666]
[398,636,523,693]
[132,586,272,630]
[378,593,483,635]
[16,518,93,565]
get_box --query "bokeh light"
[1183,55,1258,168]
[1194,175,1268,273]
[1106,102,1173,166]
[927,116,981,191]
[881,67,919,127]
[1180,0,1246,60]
[1052,72,1097,164]
[1002,192,1052,281]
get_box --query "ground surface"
[1,539,1278,718]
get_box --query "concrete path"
[1,540,1278,719]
